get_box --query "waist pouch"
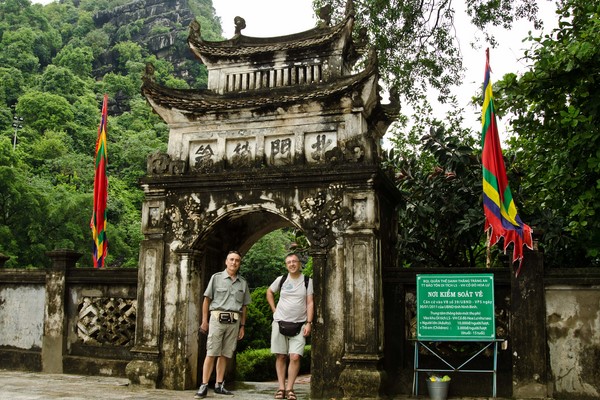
[211,311,239,324]
[278,321,305,336]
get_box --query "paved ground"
[0,370,309,400]
[0,369,544,399]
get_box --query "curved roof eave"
[187,15,353,61]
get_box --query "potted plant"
[426,374,451,400]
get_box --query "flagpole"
[486,229,491,268]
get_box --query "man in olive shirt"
[195,251,251,398]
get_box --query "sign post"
[413,273,500,398]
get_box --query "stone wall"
[0,269,45,371]
[0,254,138,377]
[545,269,600,399]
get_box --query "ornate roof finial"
[318,4,332,27]
[144,62,155,82]
[234,16,246,36]
[189,19,201,41]
[345,0,355,17]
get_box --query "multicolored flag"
[90,94,109,268]
[481,49,532,275]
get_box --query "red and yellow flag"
[90,94,108,268]
[481,49,532,275]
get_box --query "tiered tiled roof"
[141,50,378,114]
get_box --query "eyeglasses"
[227,250,241,256]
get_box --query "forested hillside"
[0,0,222,267]
[2,0,598,270]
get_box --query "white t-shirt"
[270,274,314,323]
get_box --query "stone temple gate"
[128,2,400,398]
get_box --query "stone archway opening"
[190,210,307,387]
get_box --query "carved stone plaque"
[265,135,294,166]
[305,131,337,163]
[189,140,218,172]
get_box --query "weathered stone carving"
[164,194,206,249]
[77,297,136,347]
[147,152,187,175]
[325,140,365,163]
[301,184,352,248]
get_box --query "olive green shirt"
[204,270,251,312]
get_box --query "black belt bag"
[211,311,238,324]
[278,321,305,336]
[219,312,235,323]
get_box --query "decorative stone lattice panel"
[77,297,136,347]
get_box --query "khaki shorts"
[206,316,239,358]
[270,320,306,356]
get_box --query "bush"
[237,287,272,353]
[236,346,311,381]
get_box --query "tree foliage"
[385,120,498,268]
[315,0,542,110]
[0,0,220,268]
[495,0,600,266]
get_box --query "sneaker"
[194,383,208,398]
[214,382,234,395]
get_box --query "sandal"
[286,390,297,400]
[275,389,286,399]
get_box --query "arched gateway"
[127,2,401,398]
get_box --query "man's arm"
[266,287,277,313]
[304,294,314,336]
[200,296,211,334]
[238,305,247,340]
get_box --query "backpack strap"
[278,274,309,292]
[278,274,287,292]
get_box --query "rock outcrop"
[92,0,197,83]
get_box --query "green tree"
[316,0,542,114]
[16,91,75,133]
[53,44,95,77]
[39,65,89,103]
[386,122,490,268]
[240,229,297,288]
[0,67,24,105]
[0,27,41,74]
[495,0,600,266]
[237,286,272,352]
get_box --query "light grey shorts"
[206,316,239,358]
[270,320,306,356]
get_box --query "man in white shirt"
[266,253,314,400]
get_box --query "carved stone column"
[160,249,203,390]
[43,249,82,373]
[128,197,166,387]
[338,233,386,398]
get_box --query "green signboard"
[416,274,495,340]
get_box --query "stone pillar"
[510,241,548,398]
[128,196,166,387]
[309,248,340,399]
[127,239,164,387]
[160,249,202,390]
[338,234,386,399]
[43,249,81,373]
